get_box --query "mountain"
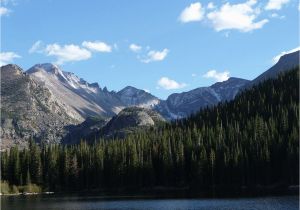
[4,67,297,194]
[155,50,299,120]
[117,86,160,108]
[27,63,125,120]
[64,107,165,143]
[247,50,299,87]
[1,50,298,147]
[99,107,165,139]
[0,64,77,149]
[156,77,249,119]
[61,77,249,142]
[26,63,250,121]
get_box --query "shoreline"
[1,185,298,199]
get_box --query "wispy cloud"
[270,13,285,19]
[203,70,230,82]
[29,40,44,53]
[129,44,142,52]
[157,77,187,90]
[141,48,169,63]
[0,52,21,66]
[272,46,300,64]
[207,0,268,32]
[82,41,112,52]
[179,2,204,23]
[265,0,289,10]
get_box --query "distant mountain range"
[23,63,250,121]
[1,50,299,148]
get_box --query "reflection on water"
[1,195,299,210]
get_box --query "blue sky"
[1,0,299,99]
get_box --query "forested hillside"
[1,68,298,195]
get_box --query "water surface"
[1,195,298,210]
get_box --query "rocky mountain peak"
[117,86,160,108]
[119,86,141,94]
[1,64,24,76]
[29,63,61,74]
[89,82,100,89]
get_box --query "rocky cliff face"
[27,63,125,120]
[1,64,78,149]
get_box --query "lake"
[1,195,298,210]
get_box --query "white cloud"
[0,52,21,66]
[45,44,92,64]
[29,40,114,64]
[0,0,16,16]
[192,73,197,77]
[203,70,230,82]
[271,13,279,17]
[141,48,169,63]
[207,2,215,10]
[265,0,289,10]
[0,6,10,16]
[179,2,205,23]
[270,13,285,19]
[129,44,142,52]
[82,41,112,52]
[29,40,44,53]
[272,46,300,63]
[207,0,269,32]
[157,77,187,90]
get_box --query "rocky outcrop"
[1,64,78,149]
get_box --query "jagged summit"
[26,63,124,120]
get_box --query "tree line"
[1,68,299,195]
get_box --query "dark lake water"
[1,195,298,210]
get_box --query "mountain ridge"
[1,50,299,147]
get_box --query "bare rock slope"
[1,64,78,148]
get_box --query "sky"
[1,0,299,99]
